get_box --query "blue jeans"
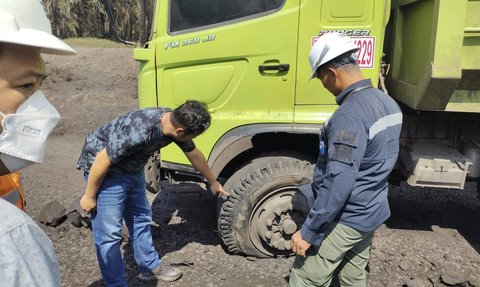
[84,171,161,287]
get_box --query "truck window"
[169,0,285,33]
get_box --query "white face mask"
[0,90,61,174]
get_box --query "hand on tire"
[209,180,229,197]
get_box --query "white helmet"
[0,0,76,55]
[308,33,359,79]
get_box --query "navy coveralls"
[300,79,402,246]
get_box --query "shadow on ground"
[386,182,480,254]
[148,181,222,252]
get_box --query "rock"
[65,196,91,228]
[66,210,84,227]
[38,200,66,226]
[440,273,468,286]
[468,276,480,287]
[168,253,194,266]
[405,277,432,287]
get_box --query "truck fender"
[208,123,322,177]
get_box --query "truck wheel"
[145,152,161,194]
[217,155,314,257]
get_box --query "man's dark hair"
[331,51,358,68]
[171,100,211,135]
[316,51,359,76]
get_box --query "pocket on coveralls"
[317,224,344,262]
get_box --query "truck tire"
[145,152,161,194]
[217,154,314,257]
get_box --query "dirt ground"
[20,46,480,287]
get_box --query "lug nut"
[282,219,297,235]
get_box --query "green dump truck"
[134,0,480,257]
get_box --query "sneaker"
[138,262,183,282]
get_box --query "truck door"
[294,0,389,123]
[152,0,300,164]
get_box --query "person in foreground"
[0,0,77,286]
[77,100,229,286]
[289,33,403,286]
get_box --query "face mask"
[0,90,61,174]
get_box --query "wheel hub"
[249,186,309,256]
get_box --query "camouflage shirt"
[77,107,195,176]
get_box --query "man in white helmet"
[0,0,76,286]
[289,33,402,286]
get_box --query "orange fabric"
[0,172,25,209]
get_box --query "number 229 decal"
[311,36,376,69]
[352,36,375,68]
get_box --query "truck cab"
[135,0,480,257]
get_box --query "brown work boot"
[138,262,183,282]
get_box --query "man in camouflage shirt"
[77,100,228,286]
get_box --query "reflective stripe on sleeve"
[368,113,403,140]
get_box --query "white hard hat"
[308,33,359,79]
[0,0,76,55]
